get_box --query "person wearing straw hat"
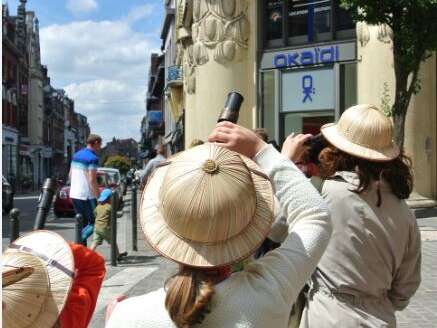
[281,104,421,328]
[3,230,106,328]
[106,124,332,328]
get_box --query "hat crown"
[159,144,257,244]
[336,104,394,151]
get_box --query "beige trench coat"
[299,172,421,328]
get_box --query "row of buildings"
[2,1,90,191]
[140,0,436,207]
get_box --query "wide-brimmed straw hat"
[140,143,274,268]
[321,104,400,161]
[2,230,74,328]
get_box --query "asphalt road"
[2,195,76,251]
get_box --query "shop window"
[288,0,331,44]
[265,0,284,47]
[281,111,334,141]
[261,71,276,140]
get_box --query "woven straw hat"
[3,230,74,328]
[140,143,274,268]
[321,104,400,161]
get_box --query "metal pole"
[110,192,118,266]
[9,208,20,243]
[34,178,57,230]
[131,184,138,251]
[75,213,86,245]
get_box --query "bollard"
[110,192,119,266]
[131,184,138,251]
[9,208,20,243]
[34,178,57,230]
[75,213,86,246]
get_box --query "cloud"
[40,8,161,143]
[66,0,98,15]
[124,4,155,23]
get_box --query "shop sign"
[281,67,334,112]
[261,41,356,70]
[19,144,30,156]
[148,111,163,127]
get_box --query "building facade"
[171,0,436,205]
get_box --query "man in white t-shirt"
[70,134,102,228]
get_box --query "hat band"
[9,244,74,278]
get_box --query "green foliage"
[340,0,437,147]
[104,155,131,174]
[380,82,392,117]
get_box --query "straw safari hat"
[321,104,400,161]
[2,230,74,328]
[140,143,274,268]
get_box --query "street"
[3,192,437,327]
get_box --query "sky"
[5,0,164,143]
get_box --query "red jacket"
[59,244,106,328]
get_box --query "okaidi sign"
[260,41,356,69]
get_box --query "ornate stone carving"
[183,44,196,94]
[357,21,370,47]
[191,0,249,65]
[377,24,393,43]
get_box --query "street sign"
[281,67,334,112]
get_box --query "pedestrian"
[2,230,106,328]
[139,144,166,185]
[90,188,127,261]
[281,104,421,328]
[105,125,331,328]
[69,134,102,239]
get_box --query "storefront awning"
[166,85,183,121]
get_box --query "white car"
[97,167,123,205]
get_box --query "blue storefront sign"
[282,67,334,112]
[261,41,356,70]
[148,111,163,127]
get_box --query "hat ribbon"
[9,244,74,278]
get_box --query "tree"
[104,155,131,174]
[341,0,437,148]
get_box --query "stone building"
[75,113,90,150]
[141,53,165,152]
[170,0,436,207]
[101,138,138,166]
[2,0,31,189]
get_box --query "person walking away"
[106,125,332,328]
[139,144,166,185]
[90,188,127,261]
[281,104,421,328]
[70,134,102,234]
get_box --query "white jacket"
[106,145,332,328]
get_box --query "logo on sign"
[273,45,340,68]
[302,75,315,103]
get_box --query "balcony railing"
[167,65,183,87]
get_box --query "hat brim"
[140,156,274,268]
[321,123,400,162]
[4,230,74,328]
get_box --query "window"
[262,0,356,48]
[265,0,284,45]
[261,71,276,139]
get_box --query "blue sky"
[5,0,164,143]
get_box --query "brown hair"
[165,267,215,327]
[86,134,102,145]
[253,128,269,142]
[318,146,413,206]
[189,139,204,148]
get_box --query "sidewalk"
[89,190,176,328]
[90,189,437,327]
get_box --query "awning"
[166,86,183,121]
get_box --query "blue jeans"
[72,198,97,225]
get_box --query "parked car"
[2,176,14,213]
[97,167,123,206]
[53,171,109,218]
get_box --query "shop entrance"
[280,111,334,141]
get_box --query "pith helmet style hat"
[321,104,400,161]
[3,230,74,328]
[140,143,274,268]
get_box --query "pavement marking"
[94,265,158,314]
[14,195,40,200]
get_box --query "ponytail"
[165,267,215,328]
